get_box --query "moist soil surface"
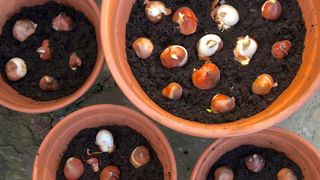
[0,2,97,101]
[207,145,303,180]
[56,126,164,180]
[126,0,306,123]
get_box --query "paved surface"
[0,1,319,180]
[0,69,319,180]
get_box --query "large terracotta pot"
[0,0,104,113]
[33,104,177,180]
[191,127,320,180]
[101,0,320,138]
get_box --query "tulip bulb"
[162,82,183,100]
[37,39,51,61]
[144,0,172,23]
[130,146,151,168]
[13,19,37,42]
[271,40,292,60]
[160,45,188,69]
[5,58,27,81]
[172,7,198,35]
[277,168,297,180]
[132,37,154,59]
[86,158,99,172]
[211,4,239,31]
[100,166,120,180]
[197,34,223,61]
[69,53,82,71]
[252,74,278,95]
[52,13,73,31]
[261,0,282,21]
[63,157,84,180]
[245,154,266,173]
[95,129,115,153]
[214,166,234,180]
[192,63,220,90]
[39,75,59,91]
[233,35,258,65]
[211,94,236,113]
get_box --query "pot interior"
[104,0,320,137]
[33,105,175,180]
[0,0,103,113]
[192,128,320,180]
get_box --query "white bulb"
[147,5,162,17]
[10,58,27,78]
[214,4,239,31]
[5,57,27,81]
[233,35,258,65]
[12,20,37,42]
[197,34,223,60]
[144,0,172,23]
[95,130,115,153]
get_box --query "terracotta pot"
[0,0,104,113]
[33,104,177,180]
[191,127,320,180]
[101,0,320,138]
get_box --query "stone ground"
[1,69,319,180]
[0,1,319,180]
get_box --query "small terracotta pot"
[101,0,320,138]
[191,127,320,180]
[32,104,177,180]
[0,0,104,113]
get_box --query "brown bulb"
[211,94,236,113]
[132,37,154,59]
[5,58,27,81]
[245,154,265,173]
[86,158,99,172]
[277,168,297,180]
[12,19,37,42]
[160,45,188,69]
[271,40,292,60]
[69,53,82,71]
[172,7,198,35]
[192,63,220,90]
[252,74,278,95]
[39,75,59,91]
[100,165,120,180]
[214,166,234,180]
[261,0,282,21]
[130,146,151,168]
[52,13,73,31]
[63,157,84,180]
[162,82,183,100]
[37,39,51,61]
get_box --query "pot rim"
[0,0,104,113]
[190,127,320,180]
[32,104,177,180]
[100,0,320,138]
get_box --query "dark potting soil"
[56,126,164,180]
[207,145,303,180]
[0,2,97,101]
[126,0,306,123]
